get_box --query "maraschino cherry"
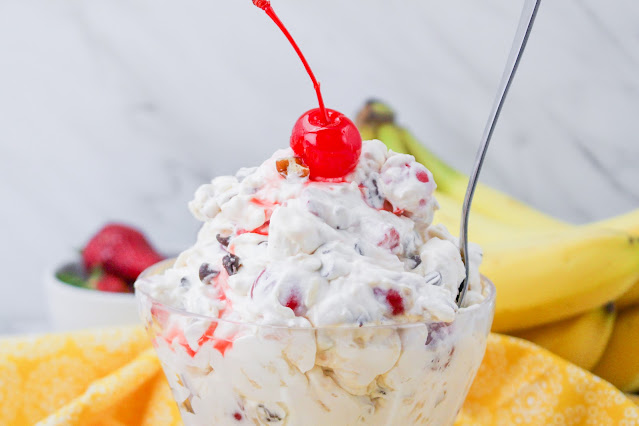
[253,0,362,180]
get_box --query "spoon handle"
[457,0,542,307]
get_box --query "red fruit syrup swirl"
[253,0,362,180]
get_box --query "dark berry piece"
[233,412,242,421]
[216,234,230,247]
[223,254,241,276]
[199,263,220,284]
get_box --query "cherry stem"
[254,0,329,124]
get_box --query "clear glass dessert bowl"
[135,259,495,426]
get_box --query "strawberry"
[87,269,132,293]
[82,223,164,282]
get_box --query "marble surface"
[1,0,638,333]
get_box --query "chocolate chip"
[223,254,241,276]
[199,263,220,284]
[216,234,230,247]
[180,277,190,288]
[362,176,384,209]
[409,254,422,269]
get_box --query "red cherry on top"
[292,108,361,179]
[253,0,362,180]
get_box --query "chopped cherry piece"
[281,288,305,316]
[382,200,394,212]
[215,340,233,356]
[252,221,270,236]
[223,254,241,276]
[416,170,430,183]
[233,412,243,421]
[386,289,405,315]
[378,228,400,251]
[373,287,405,316]
[285,294,300,312]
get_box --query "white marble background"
[1,0,638,333]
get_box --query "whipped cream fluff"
[136,140,491,426]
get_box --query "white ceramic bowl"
[45,259,139,331]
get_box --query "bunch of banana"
[355,100,639,391]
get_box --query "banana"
[617,281,639,309]
[511,303,616,371]
[355,100,569,231]
[594,208,639,234]
[376,124,409,155]
[593,305,639,392]
[595,209,639,308]
[355,100,400,149]
[626,393,639,406]
[485,227,639,332]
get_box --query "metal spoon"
[456,0,542,307]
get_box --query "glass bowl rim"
[135,258,495,331]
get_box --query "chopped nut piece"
[181,398,194,414]
[276,156,310,178]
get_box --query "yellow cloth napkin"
[1,327,637,425]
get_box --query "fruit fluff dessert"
[136,1,494,424]
[136,140,494,426]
